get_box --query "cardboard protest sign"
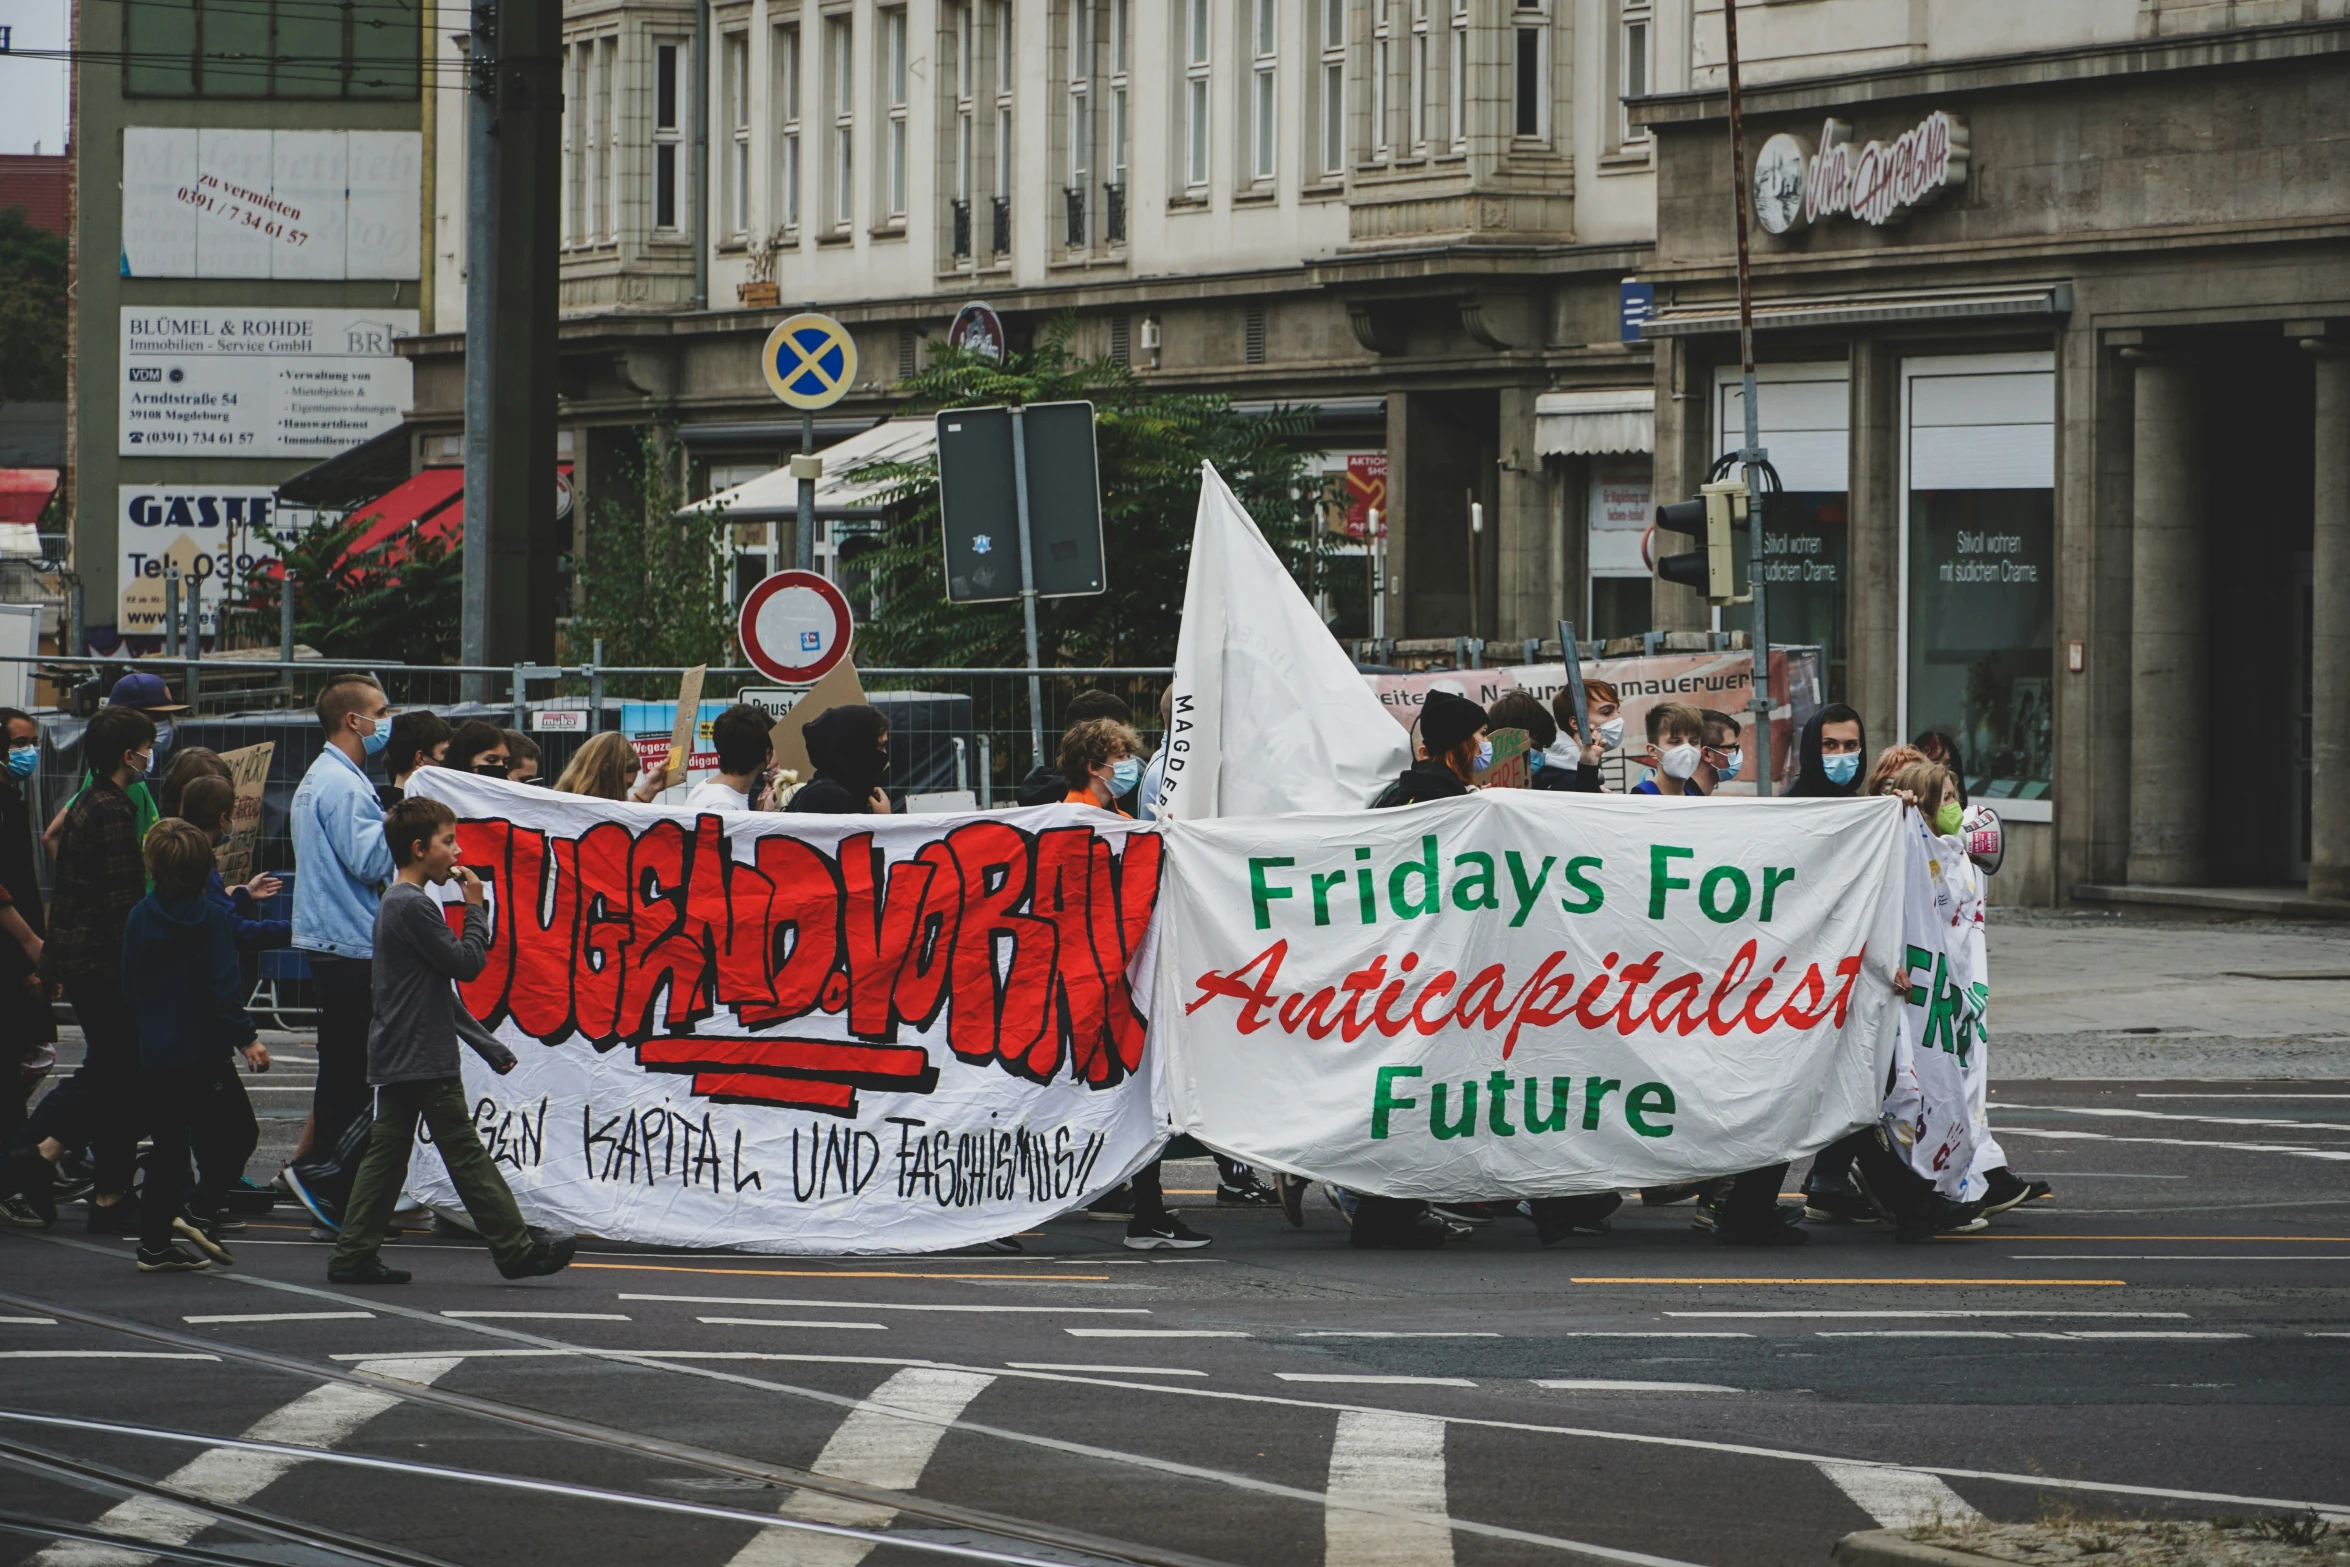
[1154,791,1905,1199]
[401,769,1167,1252]
[213,741,273,885]
[1474,728,1532,790]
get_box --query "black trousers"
[1718,1164,1792,1230]
[1128,1158,1165,1221]
[295,956,374,1204]
[1804,1129,1872,1190]
[138,1062,256,1250]
[47,976,142,1198]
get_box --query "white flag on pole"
[1158,462,1410,821]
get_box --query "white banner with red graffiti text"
[1154,791,1907,1199]
[400,769,1168,1253]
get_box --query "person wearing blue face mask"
[1784,703,1867,798]
[1060,715,1148,816]
[1696,709,1745,795]
[281,673,398,1237]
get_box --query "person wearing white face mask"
[1630,702,1709,797]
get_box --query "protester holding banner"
[1866,745,1927,801]
[446,721,510,778]
[283,674,397,1235]
[553,731,644,801]
[380,712,452,809]
[786,704,893,814]
[1372,691,1487,809]
[1630,703,1708,798]
[685,704,779,812]
[1785,705,1868,798]
[1062,718,1147,814]
[1018,690,1134,807]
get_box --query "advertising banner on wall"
[121,128,423,281]
[399,772,1169,1253]
[120,308,416,457]
[1155,791,1904,1200]
[116,485,281,634]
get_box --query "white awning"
[679,418,936,520]
[1641,282,2073,338]
[1535,388,1654,456]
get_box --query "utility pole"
[460,0,565,701]
[1723,0,1774,796]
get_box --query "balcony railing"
[1064,186,1087,248]
[951,197,971,259]
[1103,181,1126,244]
[990,194,1010,254]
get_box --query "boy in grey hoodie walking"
[328,797,572,1285]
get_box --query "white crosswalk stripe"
[1324,1410,1455,1567]
[33,1357,461,1567]
[1816,1461,1981,1529]
[725,1366,995,1567]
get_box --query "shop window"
[1902,353,2057,815]
[1587,459,1652,642]
[1715,364,1850,699]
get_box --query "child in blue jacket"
[125,819,269,1272]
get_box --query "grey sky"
[0,0,72,157]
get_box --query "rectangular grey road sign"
[936,402,1106,603]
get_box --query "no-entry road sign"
[737,569,855,685]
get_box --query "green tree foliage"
[243,509,463,661]
[0,208,69,403]
[571,430,738,672]
[854,315,1318,667]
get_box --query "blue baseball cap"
[108,671,188,713]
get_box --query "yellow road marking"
[1568,1278,2128,1286]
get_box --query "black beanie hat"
[1419,690,1488,756]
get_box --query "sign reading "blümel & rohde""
[119,308,417,458]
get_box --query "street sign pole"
[797,406,815,573]
[1009,407,1045,771]
[1724,0,1774,796]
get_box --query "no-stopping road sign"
[761,313,859,410]
[737,569,855,685]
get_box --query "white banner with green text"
[1154,792,1908,1199]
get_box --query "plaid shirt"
[42,777,145,982]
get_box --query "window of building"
[725,32,750,237]
[593,39,616,239]
[1249,0,1276,183]
[654,42,683,231]
[1901,352,2058,815]
[992,0,1013,251]
[883,7,909,219]
[1447,0,1467,151]
[126,0,421,98]
[1108,0,1130,239]
[1408,0,1429,152]
[1067,0,1093,244]
[1513,0,1546,139]
[1587,458,1654,645]
[778,22,803,230]
[1183,0,1211,189]
[1618,0,1650,147]
[563,44,585,243]
[1317,0,1345,177]
[829,15,854,229]
[1714,363,1852,704]
[1372,4,1391,157]
[945,3,974,257]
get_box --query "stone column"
[2122,350,2207,886]
[1846,338,1901,752]
[2305,339,2350,900]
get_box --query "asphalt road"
[4,1069,2347,1567]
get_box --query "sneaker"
[1715,1216,1811,1247]
[1432,1203,1496,1227]
[327,1257,413,1285]
[388,1203,434,1231]
[87,1199,139,1236]
[1322,1184,1358,1226]
[1534,1194,1624,1247]
[1639,1182,1705,1206]
[1977,1167,2053,1218]
[1,1194,49,1228]
[307,1225,337,1242]
[223,1177,278,1216]
[1802,1179,1880,1224]
[1349,1208,1449,1250]
[1690,1194,1720,1231]
[973,1236,1025,1254]
[135,1242,211,1272]
[1216,1179,1280,1208]
[1897,1196,1988,1244]
[281,1164,340,1233]
[496,1235,578,1280]
[172,1214,235,1266]
[1124,1215,1212,1251]
[52,1161,95,1207]
[1084,1184,1136,1219]
[1275,1172,1308,1230]
[6,1155,56,1226]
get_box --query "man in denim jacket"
[283,673,396,1232]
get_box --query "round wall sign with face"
[1752,132,1812,235]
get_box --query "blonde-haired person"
[554,731,647,801]
[1865,745,1927,800]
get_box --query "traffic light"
[1654,477,1751,606]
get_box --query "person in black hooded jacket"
[1784,703,1868,798]
[1373,691,1488,809]
[786,706,893,815]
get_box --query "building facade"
[67,0,433,646]
[1636,0,2350,906]
[401,0,1675,648]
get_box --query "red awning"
[344,468,465,556]
[0,469,60,524]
